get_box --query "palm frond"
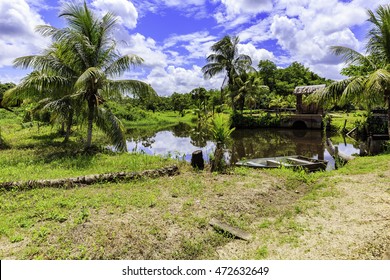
[330,46,374,68]
[95,106,127,152]
[309,78,353,106]
[104,54,144,77]
[107,79,155,98]
[75,67,105,90]
[365,69,390,107]
[366,5,390,63]
[202,63,224,79]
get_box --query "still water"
[126,123,360,170]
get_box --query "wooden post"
[191,150,204,170]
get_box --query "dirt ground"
[1,162,389,260]
[216,168,390,260]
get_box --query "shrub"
[231,112,281,128]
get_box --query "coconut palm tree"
[7,42,80,142]
[202,35,253,111]
[233,72,268,114]
[9,2,154,151]
[315,5,390,136]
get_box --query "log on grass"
[326,138,355,161]
[0,165,179,191]
[209,218,252,241]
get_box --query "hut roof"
[293,84,326,95]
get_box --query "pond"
[126,123,361,170]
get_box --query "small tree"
[210,114,235,172]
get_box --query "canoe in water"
[235,155,328,172]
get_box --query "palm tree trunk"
[86,99,94,149]
[60,122,65,135]
[64,111,73,143]
[211,142,224,172]
[387,96,390,137]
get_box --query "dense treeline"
[108,60,331,119]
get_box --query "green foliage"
[0,82,16,99]
[268,93,296,109]
[171,92,192,116]
[313,4,390,136]
[258,60,331,98]
[366,112,388,134]
[232,72,269,113]
[108,100,147,121]
[210,114,235,145]
[210,114,235,173]
[9,2,154,150]
[231,111,282,128]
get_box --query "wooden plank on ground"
[287,157,311,164]
[209,218,252,241]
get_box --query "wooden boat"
[235,155,328,172]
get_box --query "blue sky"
[0,0,387,96]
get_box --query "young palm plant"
[210,114,235,172]
[313,4,390,136]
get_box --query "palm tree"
[233,72,268,114]
[202,35,253,111]
[315,5,390,136]
[9,2,154,150]
[7,42,80,142]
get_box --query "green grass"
[124,110,196,129]
[1,107,390,259]
[0,109,180,182]
[328,110,367,132]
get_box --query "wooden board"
[209,218,252,241]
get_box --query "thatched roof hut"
[294,84,326,114]
[293,84,326,95]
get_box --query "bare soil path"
[217,167,390,259]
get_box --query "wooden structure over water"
[294,84,325,114]
[280,84,326,129]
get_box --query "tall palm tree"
[315,5,390,136]
[233,72,268,114]
[202,35,253,111]
[9,2,154,150]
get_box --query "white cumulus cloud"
[147,65,224,96]
[91,0,138,29]
[214,0,273,28]
[221,0,273,15]
[118,32,168,68]
[238,43,274,67]
[268,0,379,79]
[0,0,50,67]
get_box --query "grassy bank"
[123,110,196,130]
[1,155,389,259]
[0,109,389,260]
[328,110,366,132]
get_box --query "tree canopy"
[313,4,390,136]
[7,2,155,150]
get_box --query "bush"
[110,103,148,122]
[231,112,281,128]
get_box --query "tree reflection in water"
[125,124,360,166]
